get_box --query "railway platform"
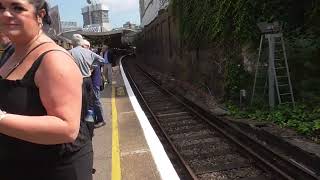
[91,56,178,180]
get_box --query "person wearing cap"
[69,34,105,136]
[82,39,106,128]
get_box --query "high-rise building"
[139,0,169,27]
[47,5,61,35]
[123,21,139,30]
[61,21,81,32]
[81,3,112,32]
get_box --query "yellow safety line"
[112,86,121,180]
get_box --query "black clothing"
[102,49,115,66]
[0,48,93,180]
[83,77,95,139]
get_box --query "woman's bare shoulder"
[35,44,81,84]
[43,43,72,57]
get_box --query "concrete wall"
[136,8,231,100]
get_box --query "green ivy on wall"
[170,0,320,139]
[171,0,319,45]
[171,0,320,102]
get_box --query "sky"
[48,0,141,28]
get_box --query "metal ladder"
[251,36,269,105]
[272,33,295,105]
[251,33,295,106]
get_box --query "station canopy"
[59,29,138,48]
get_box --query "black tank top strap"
[4,42,53,78]
[22,49,72,86]
[19,49,92,153]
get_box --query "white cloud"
[96,0,139,13]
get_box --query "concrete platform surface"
[92,63,162,180]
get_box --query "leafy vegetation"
[227,103,320,141]
[171,0,320,138]
[171,0,320,101]
[171,0,319,44]
[224,55,252,101]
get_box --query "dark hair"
[97,47,102,55]
[29,0,52,25]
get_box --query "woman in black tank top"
[0,1,93,179]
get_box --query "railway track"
[122,58,320,180]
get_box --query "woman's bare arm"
[0,51,83,145]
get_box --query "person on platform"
[0,32,11,49]
[82,40,106,128]
[101,45,113,84]
[69,35,105,134]
[0,0,93,179]
[0,33,11,59]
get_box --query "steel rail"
[133,62,320,180]
[123,61,198,180]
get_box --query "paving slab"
[92,63,161,180]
